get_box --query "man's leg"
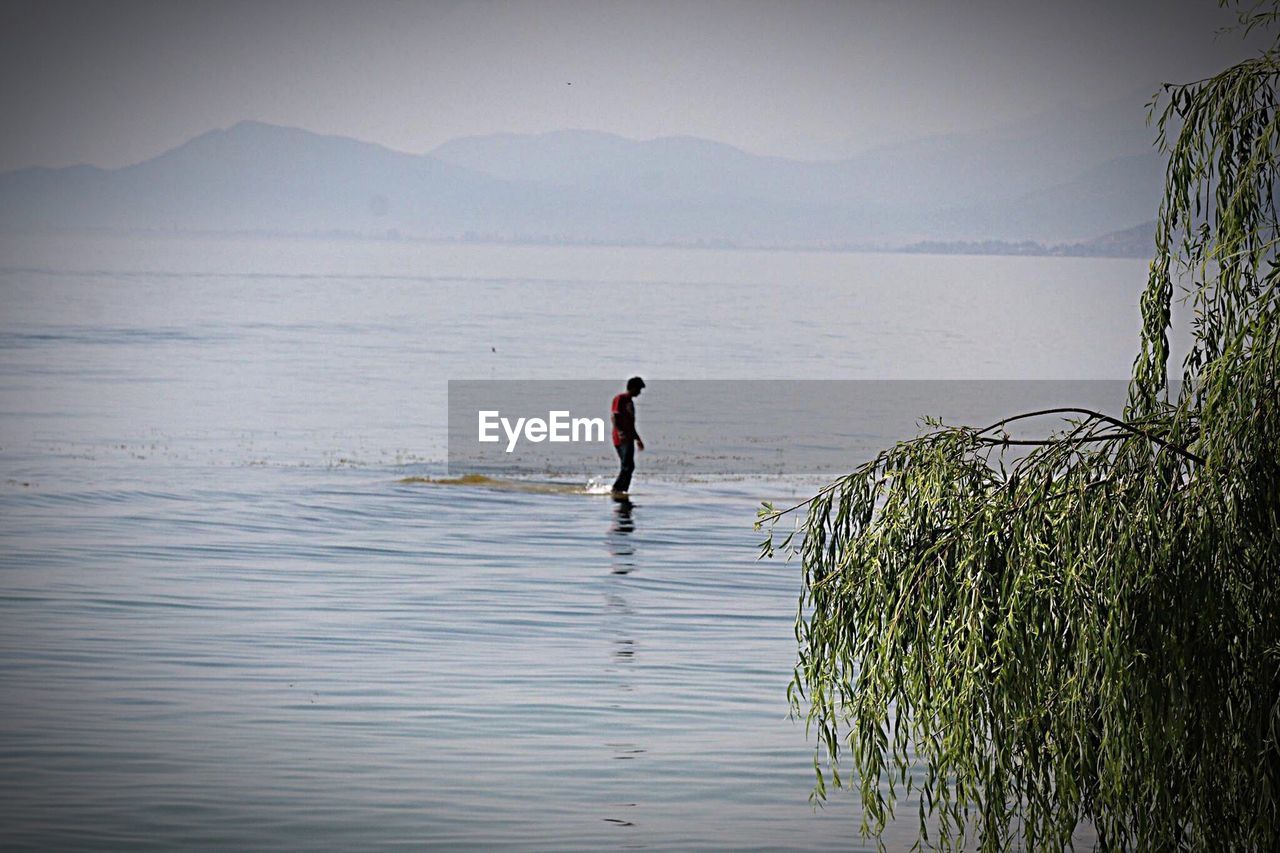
[612,441,635,493]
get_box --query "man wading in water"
[611,377,645,495]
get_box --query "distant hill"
[902,220,1158,258]
[924,153,1163,242]
[432,89,1159,218]
[0,121,576,238]
[0,93,1166,248]
[1065,220,1157,257]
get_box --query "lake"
[0,235,1150,849]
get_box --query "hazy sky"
[0,0,1263,171]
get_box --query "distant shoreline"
[0,226,1154,260]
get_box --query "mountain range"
[0,89,1167,250]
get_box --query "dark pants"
[612,441,635,493]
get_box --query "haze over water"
[0,235,1149,848]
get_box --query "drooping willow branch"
[972,407,1206,466]
[756,408,1204,527]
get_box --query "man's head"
[626,376,646,396]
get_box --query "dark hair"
[626,376,646,393]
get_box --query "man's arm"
[633,406,643,450]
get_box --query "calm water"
[0,235,1149,849]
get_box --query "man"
[610,377,645,494]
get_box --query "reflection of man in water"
[610,376,645,494]
[608,497,636,574]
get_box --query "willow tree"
[758,4,1280,850]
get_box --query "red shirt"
[611,392,636,446]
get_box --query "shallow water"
[0,235,1149,849]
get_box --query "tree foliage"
[758,4,1280,849]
